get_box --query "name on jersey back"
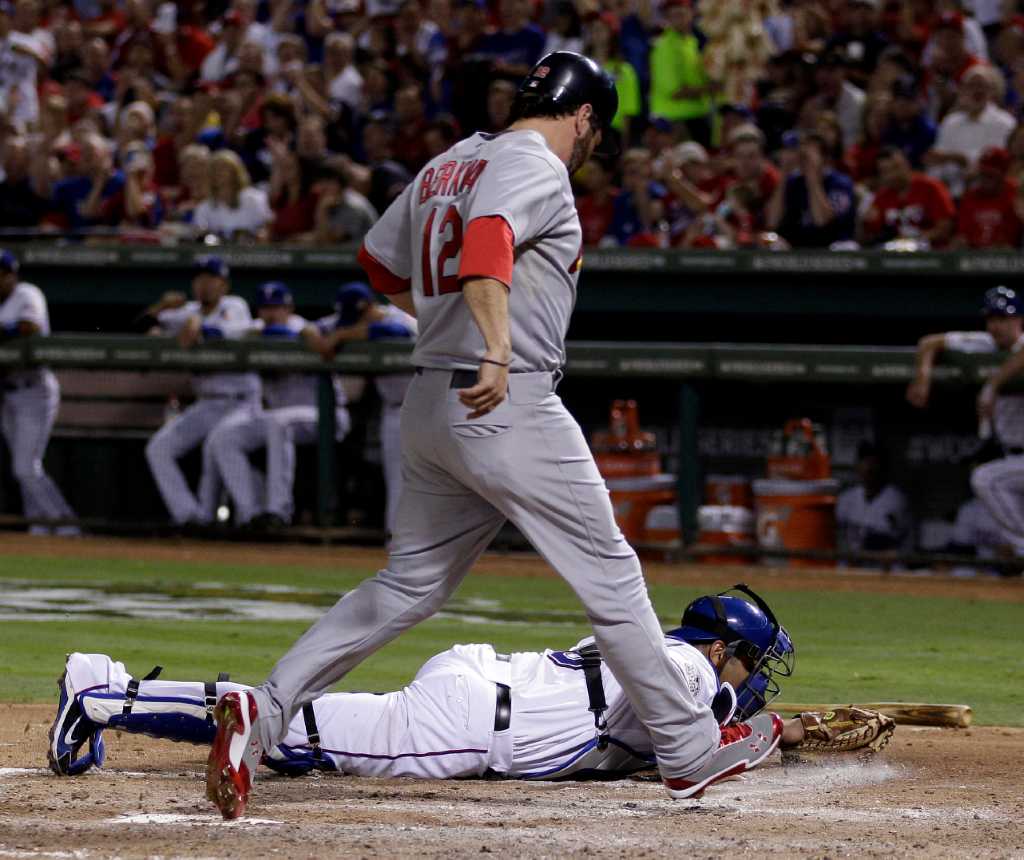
[418,159,489,204]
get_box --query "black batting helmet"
[511,51,618,131]
[982,285,1020,317]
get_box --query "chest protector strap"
[574,643,610,751]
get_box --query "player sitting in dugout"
[48,586,892,783]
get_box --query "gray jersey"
[362,129,583,373]
[156,296,260,399]
[945,331,1024,447]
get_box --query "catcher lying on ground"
[47,585,894,786]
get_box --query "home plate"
[106,813,283,826]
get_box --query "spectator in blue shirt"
[882,76,936,168]
[768,131,856,248]
[50,133,125,231]
[478,0,546,79]
[610,147,669,246]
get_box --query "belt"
[414,367,556,391]
[1007,447,1024,456]
[414,367,479,389]
[494,682,511,732]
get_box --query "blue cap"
[982,285,1020,317]
[0,249,18,274]
[648,115,673,134]
[335,282,372,326]
[256,280,293,307]
[193,255,229,279]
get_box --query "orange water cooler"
[592,400,679,546]
[755,419,837,567]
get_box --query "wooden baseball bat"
[772,702,973,728]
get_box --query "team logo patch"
[534,65,550,79]
[682,662,701,696]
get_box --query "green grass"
[0,554,1020,725]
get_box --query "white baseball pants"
[69,647,508,779]
[206,405,351,524]
[971,455,1024,541]
[251,368,718,781]
[1,372,76,528]
[145,396,258,525]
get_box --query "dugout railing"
[1,334,1018,572]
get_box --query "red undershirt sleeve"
[458,215,515,287]
[357,243,412,295]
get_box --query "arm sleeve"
[458,215,515,286]
[14,289,47,329]
[358,243,412,295]
[362,180,415,283]
[944,331,996,353]
[216,297,254,340]
[155,305,194,335]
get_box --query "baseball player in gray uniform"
[0,249,78,535]
[206,52,782,820]
[908,285,1024,556]
[308,282,417,534]
[143,257,260,526]
[205,282,351,528]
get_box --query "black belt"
[1007,447,1024,456]
[202,392,253,401]
[494,683,511,732]
[413,367,479,389]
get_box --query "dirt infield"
[2,533,1023,603]
[2,535,1022,857]
[0,704,1020,859]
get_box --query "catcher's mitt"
[785,707,895,753]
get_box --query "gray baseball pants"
[250,368,718,780]
[1,372,76,528]
[971,456,1024,540]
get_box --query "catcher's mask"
[667,584,795,721]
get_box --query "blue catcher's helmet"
[335,281,372,327]
[982,285,1020,317]
[667,584,795,721]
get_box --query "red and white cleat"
[206,691,264,820]
[663,711,784,800]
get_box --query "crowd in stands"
[4,0,1024,248]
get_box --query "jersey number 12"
[421,205,464,297]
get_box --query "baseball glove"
[785,707,895,753]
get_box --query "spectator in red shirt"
[268,138,318,241]
[846,95,891,189]
[576,157,619,246]
[720,124,780,230]
[955,146,1021,248]
[62,70,104,126]
[861,145,956,246]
